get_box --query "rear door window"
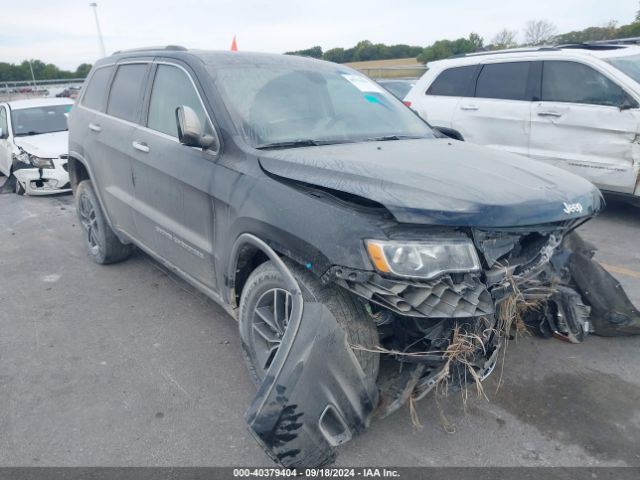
[426,66,477,96]
[106,63,148,122]
[475,62,531,101]
[81,66,113,111]
[146,64,209,137]
[542,61,624,107]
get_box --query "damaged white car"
[405,43,640,203]
[0,98,74,195]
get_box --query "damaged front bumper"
[13,157,71,195]
[244,228,640,467]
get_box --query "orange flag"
[230,35,238,51]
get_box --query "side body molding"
[234,234,378,467]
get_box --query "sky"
[1,0,637,70]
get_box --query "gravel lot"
[0,188,638,467]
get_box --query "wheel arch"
[67,154,91,194]
[67,151,128,244]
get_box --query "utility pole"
[28,61,37,88]
[89,2,106,57]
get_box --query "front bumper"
[14,158,71,195]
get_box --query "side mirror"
[175,105,218,151]
[620,93,638,111]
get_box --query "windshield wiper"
[255,139,347,150]
[364,135,425,142]
[14,131,42,137]
[15,129,67,137]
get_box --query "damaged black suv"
[68,47,607,467]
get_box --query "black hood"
[258,138,603,227]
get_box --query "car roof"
[97,46,349,72]
[426,44,640,68]
[6,98,75,110]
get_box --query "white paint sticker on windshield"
[341,74,385,93]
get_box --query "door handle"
[537,111,562,117]
[88,123,101,132]
[460,105,478,111]
[132,141,150,153]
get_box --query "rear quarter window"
[426,65,477,96]
[81,66,113,111]
[106,63,149,122]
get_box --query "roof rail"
[460,46,559,58]
[112,45,187,55]
[585,37,640,45]
[555,43,626,50]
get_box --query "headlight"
[365,238,481,279]
[13,151,53,169]
[30,156,54,169]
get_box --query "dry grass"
[344,57,420,68]
[354,269,558,431]
[344,57,426,79]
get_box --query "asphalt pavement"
[0,189,638,467]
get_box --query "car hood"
[258,138,603,227]
[13,131,68,159]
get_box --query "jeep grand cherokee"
[67,47,606,467]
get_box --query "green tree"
[416,35,479,64]
[322,48,346,63]
[285,46,323,58]
[468,32,484,50]
[75,63,93,78]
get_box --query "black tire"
[239,260,380,385]
[15,177,25,196]
[75,180,132,265]
[0,173,17,194]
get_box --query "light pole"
[28,61,37,88]
[89,2,106,58]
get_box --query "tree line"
[286,13,640,65]
[0,60,92,83]
[5,10,640,81]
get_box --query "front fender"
[244,302,378,467]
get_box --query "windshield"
[209,63,434,148]
[10,104,71,137]
[605,54,640,84]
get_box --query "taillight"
[403,101,412,107]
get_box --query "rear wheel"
[239,260,380,385]
[75,180,132,264]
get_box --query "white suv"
[405,44,640,200]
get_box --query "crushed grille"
[345,272,494,318]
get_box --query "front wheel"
[239,260,380,385]
[15,177,25,195]
[75,180,133,264]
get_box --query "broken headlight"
[366,238,481,279]
[13,151,54,169]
